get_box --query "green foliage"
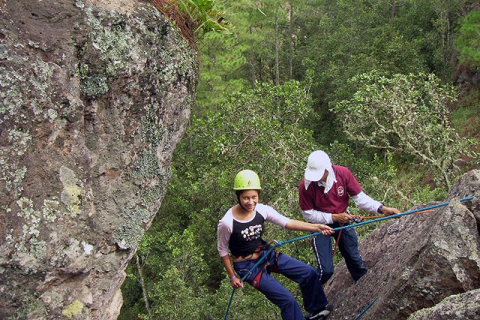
[333,72,478,189]
[178,80,318,209]
[165,0,230,37]
[292,0,473,144]
[455,11,480,66]
[452,88,480,139]
[121,1,479,319]
[293,0,428,143]
[121,78,449,319]
[392,0,468,80]
[197,32,249,112]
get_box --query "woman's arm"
[221,255,244,289]
[285,220,334,235]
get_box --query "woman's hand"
[315,224,334,236]
[231,276,244,289]
[222,256,244,289]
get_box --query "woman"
[217,170,334,320]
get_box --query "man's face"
[319,170,329,183]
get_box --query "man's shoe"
[305,304,332,320]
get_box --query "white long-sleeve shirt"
[301,191,382,224]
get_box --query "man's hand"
[332,212,353,224]
[382,206,401,216]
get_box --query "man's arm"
[352,191,383,213]
[352,191,401,216]
[302,209,333,224]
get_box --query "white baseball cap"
[304,150,331,181]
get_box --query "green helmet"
[233,170,262,190]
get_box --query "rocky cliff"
[325,170,480,320]
[0,0,198,319]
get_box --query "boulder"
[325,170,480,320]
[0,0,198,319]
[407,288,480,320]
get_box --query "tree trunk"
[275,8,280,85]
[250,26,257,88]
[289,2,294,79]
[390,0,405,28]
[136,254,152,319]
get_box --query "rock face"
[325,170,480,320]
[0,1,198,319]
[408,289,480,320]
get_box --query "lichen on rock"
[0,0,198,319]
[62,299,85,319]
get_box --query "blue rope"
[223,289,236,320]
[223,244,281,320]
[353,298,378,320]
[222,196,474,320]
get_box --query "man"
[299,150,400,284]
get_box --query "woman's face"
[239,190,259,212]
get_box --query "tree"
[292,0,429,144]
[333,71,477,189]
[455,10,480,66]
[196,0,290,111]
[197,31,249,112]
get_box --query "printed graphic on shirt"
[338,186,345,196]
[241,224,263,241]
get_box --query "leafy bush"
[455,11,480,66]
[333,71,477,189]
[150,0,230,46]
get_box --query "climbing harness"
[250,247,281,289]
[223,244,281,320]
[222,196,475,320]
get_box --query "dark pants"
[313,225,367,284]
[234,251,328,320]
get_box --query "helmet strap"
[236,192,248,211]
